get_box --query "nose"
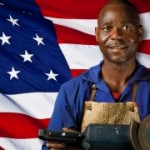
[110,27,123,40]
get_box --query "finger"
[62,128,78,132]
[46,142,66,149]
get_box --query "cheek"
[97,32,110,44]
[126,31,140,43]
[128,36,140,51]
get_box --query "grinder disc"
[138,115,150,150]
[130,120,142,150]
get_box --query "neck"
[101,60,136,93]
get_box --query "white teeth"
[110,45,126,48]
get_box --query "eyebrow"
[99,20,136,27]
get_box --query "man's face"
[96,3,143,64]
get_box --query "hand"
[46,141,66,150]
[46,127,81,150]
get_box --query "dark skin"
[95,3,143,93]
[46,2,144,150]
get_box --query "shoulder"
[136,62,150,82]
[61,72,87,92]
[61,63,102,89]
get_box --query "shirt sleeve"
[42,84,79,150]
[47,84,79,131]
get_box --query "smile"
[108,45,128,49]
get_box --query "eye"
[122,25,134,31]
[101,25,112,32]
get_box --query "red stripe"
[36,0,150,19]
[139,40,150,55]
[130,0,150,13]
[71,68,150,78]
[0,147,5,150]
[0,113,49,138]
[36,0,107,19]
[54,25,97,45]
[71,69,87,77]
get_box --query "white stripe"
[45,12,150,40]
[45,16,96,36]
[0,138,42,150]
[136,52,150,68]
[60,44,103,69]
[140,12,150,40]
[0,92,57,118]
[60,44,150,69]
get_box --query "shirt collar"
[82,61,150,84]
[82,61,103,83]
[132,62,150,81]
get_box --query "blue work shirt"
[42,61,150,149]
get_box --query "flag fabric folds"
[0,0,150,149]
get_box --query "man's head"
[95,0,144,65]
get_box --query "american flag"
[0,0,150,150]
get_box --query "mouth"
[108,45,128,49]
[108,45,129,52]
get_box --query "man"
[42,0,150,149]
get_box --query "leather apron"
[81,83,141,131]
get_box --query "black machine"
[38,115,150,150]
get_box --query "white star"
[0,32,11,45]
[20,50,34,62]
[22,11,33,15]
[7,67,20,80]
[0,3,4,6]
[45,70,59,81]
[33,34,45,45]
[7,15,20,26]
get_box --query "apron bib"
[81,83,141,131]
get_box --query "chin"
[109,58,128,64]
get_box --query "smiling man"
[95,0,144,96]
[43,0,150,149]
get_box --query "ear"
[95,27,99,42]
[138,25,144,42]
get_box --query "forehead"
[98,3,139,25]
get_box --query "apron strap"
[89,82,138,102]
[89,84,97,101]
[131,81,138,102]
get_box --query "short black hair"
[97,0,140,26]
[109,0,138,14]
